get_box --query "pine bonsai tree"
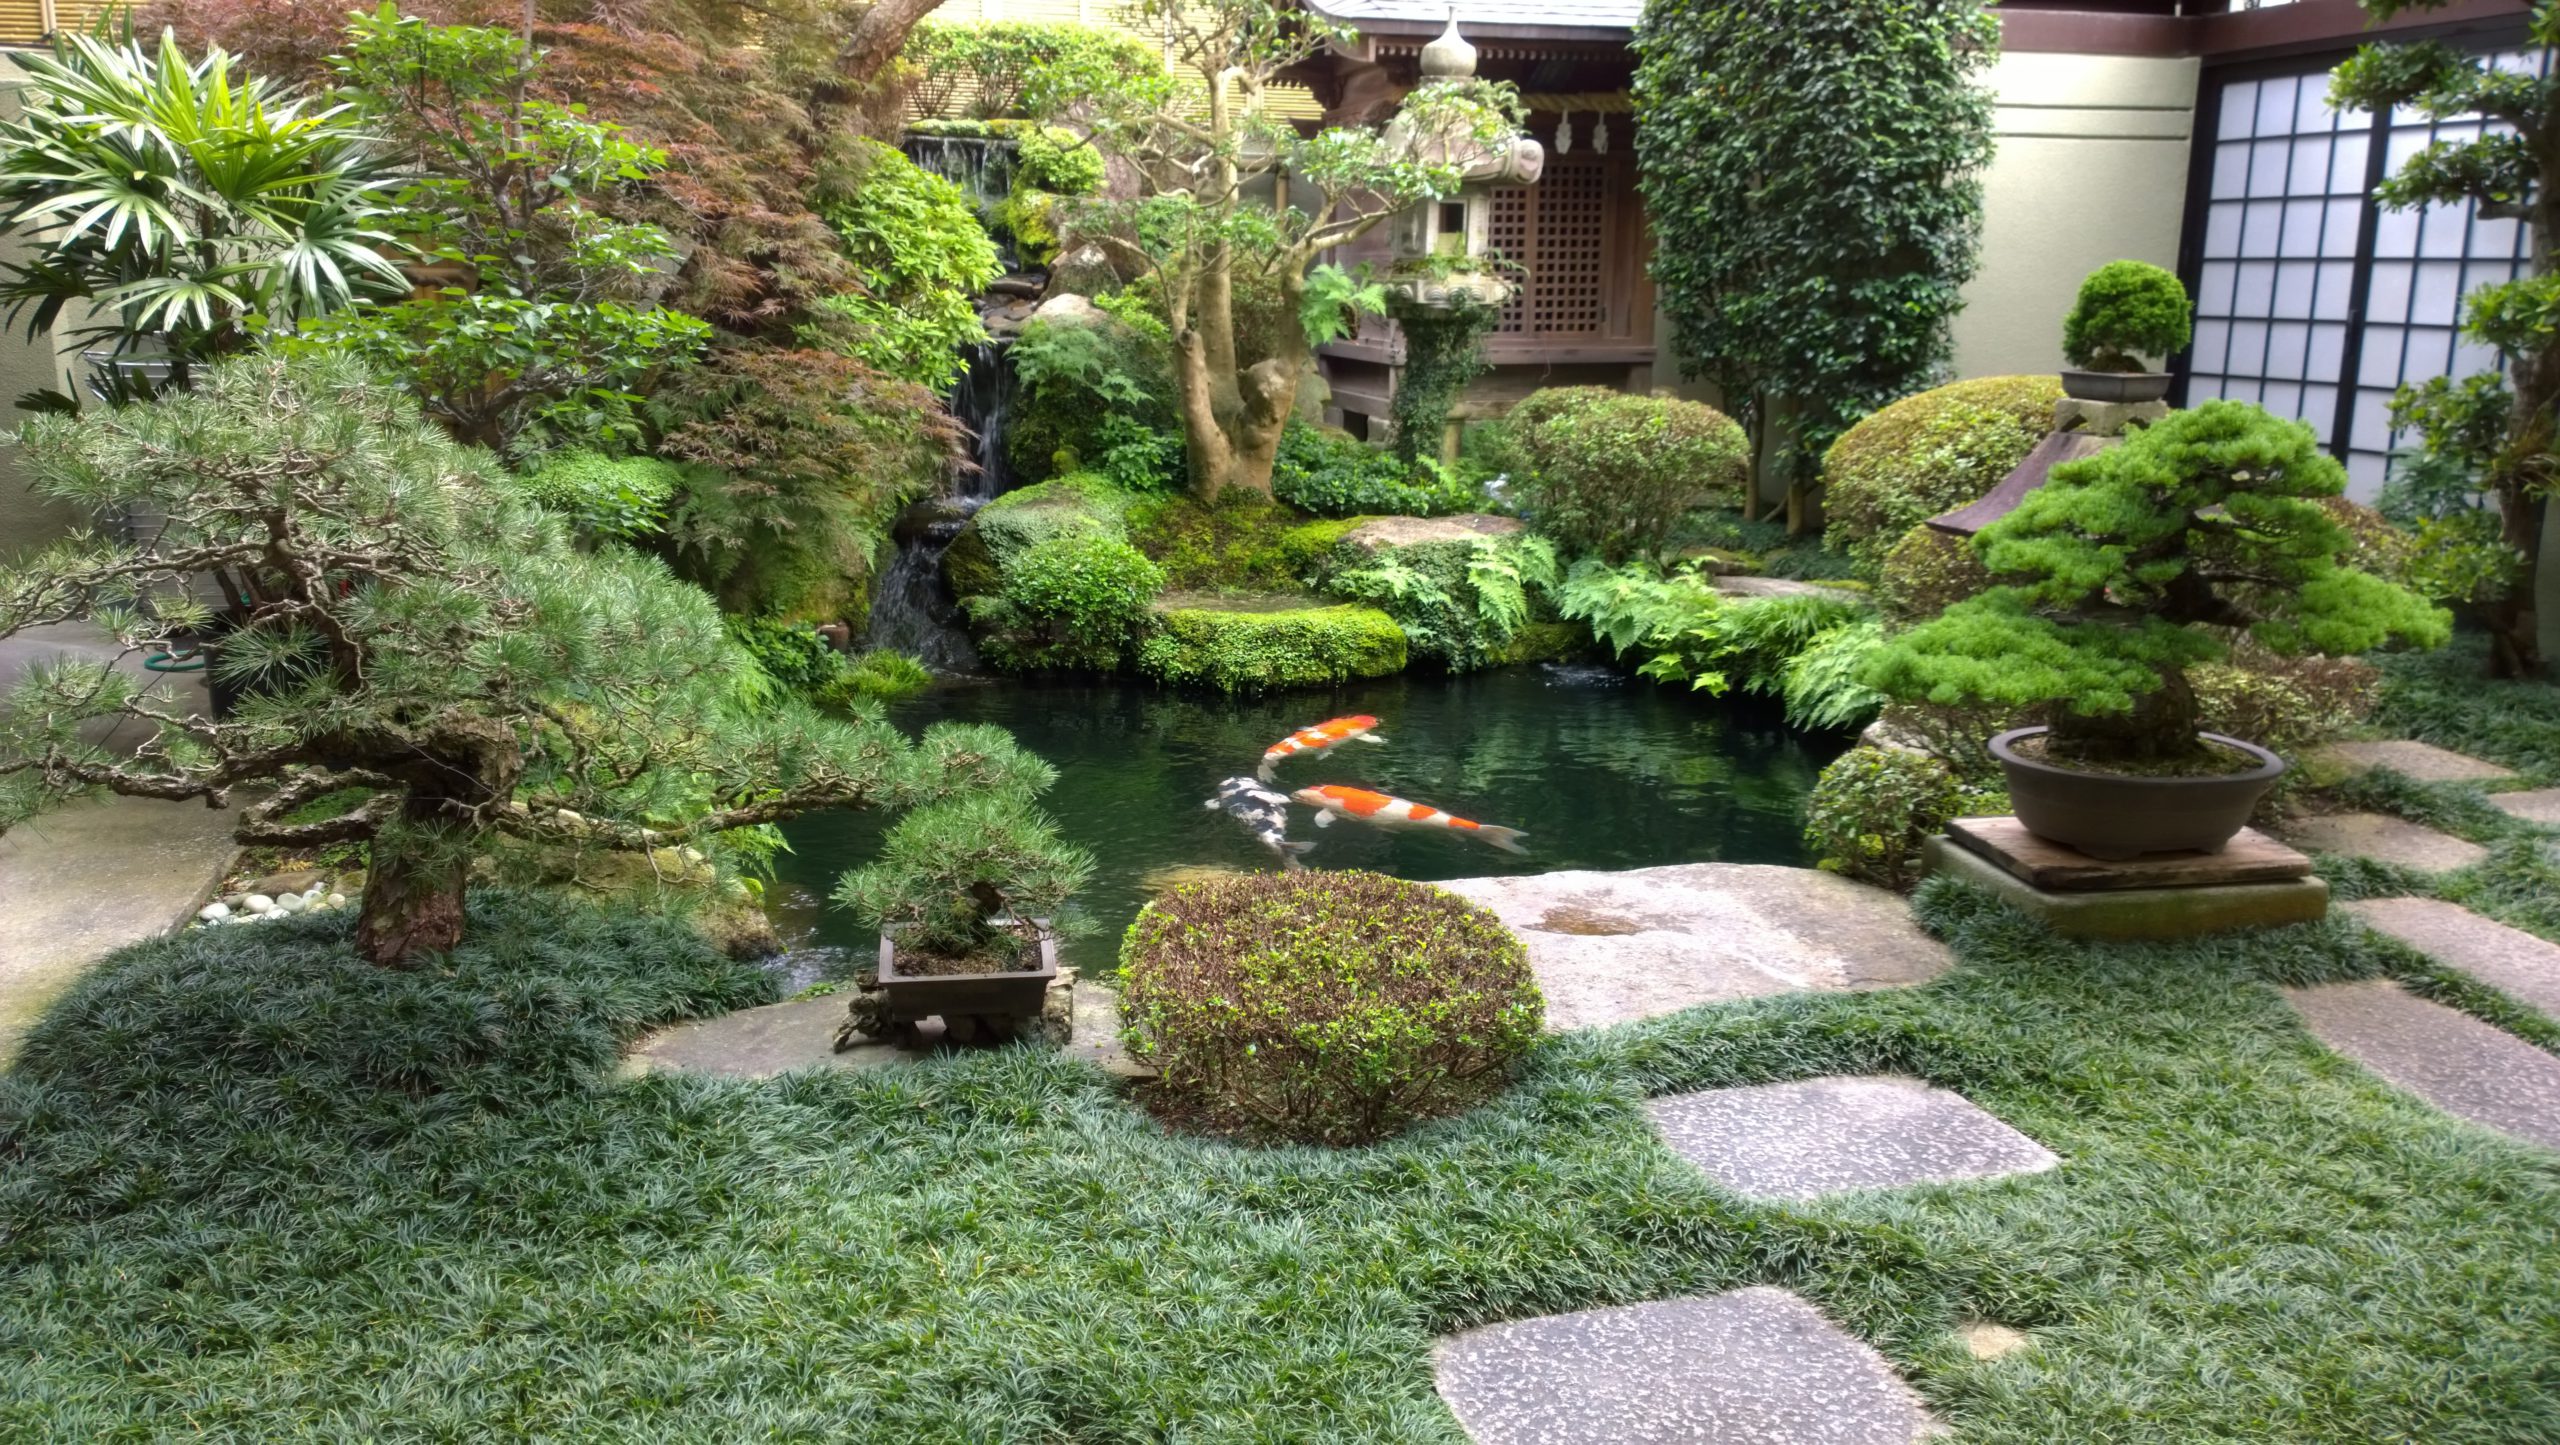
[1865,401,2448,765]
[0,353,1048,965]
[2061,261,2192,374]
[835,791,1093,965]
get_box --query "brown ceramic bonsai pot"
[1989,726,2286,861]
[876,920,1057,1029]
[2060,369,2173,406]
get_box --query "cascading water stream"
[862,339,1015,671]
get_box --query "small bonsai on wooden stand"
[2057,260,2192,431]
[833,791,1093,1049]
[1866,400,2447,860]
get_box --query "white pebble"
[198,902,231,922]
[276,892,309,914]
[240,894,275,914]
[325,893,348,908]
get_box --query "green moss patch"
[1136,597,1406,693]
[946,474,1135,602]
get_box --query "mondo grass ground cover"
[4,889,2558,1440]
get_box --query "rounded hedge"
[2062,260,2192,372]
[1120,871,1542,1144]
[1820,375,2062,573]
[968,531,1163,672]
[1803,744,1978,892]
[1503,387,1747,561]
[1875,523,1992,622]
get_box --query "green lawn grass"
[4,884,2557,1441]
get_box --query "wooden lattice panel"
[1487,154,1609,338]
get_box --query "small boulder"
[197,901,231,922]
[1029,292,1101,327]
[1337,514,1524,552]
[240,894,275,914]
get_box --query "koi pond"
[766,666,1848,973]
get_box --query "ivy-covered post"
[2332,1,2560,678]
[1633,0,1997,533]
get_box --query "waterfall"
[863,340,1017,672]
[902,134,1022,271]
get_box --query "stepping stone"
[2344,898,2560,1019]
[1064,981,1155,1079]
[2490,787,2560,827]
[2284,980,2560,1151]
[1646,1075,2058,1201]
[2314,740,2515,785]
[624,995,921,1079]
[1710,575,1864,601]
[1436,864,1950,1032]
[1435,1288,1933,1445]
[2273,812,2487,875]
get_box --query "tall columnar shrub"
[1865,401,2448,764]
[1820,375,2064,572]
[2332,3,2560,678]
[1635,0,1996,531]
[1120,871,1542,1144]
[1504,387,1749,562]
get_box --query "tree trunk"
[355,819,472,967]
[2049,667,2203,765]
[838,0,955,88]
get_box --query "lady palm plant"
[0,27,406,388]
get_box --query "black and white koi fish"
[1204,776,1315,868]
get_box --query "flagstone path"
[2313,740,2516,785]
[2283,979,2560,1152]
[2272,812,2487,875]
[2490,788,2560,827]
[1646,1075,2059,1202]
[1434,1289,1936,1445]
[2344,897,2560,1020]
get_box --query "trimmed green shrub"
[969,532,1165,672]
[1875,523,1994,621]
[1805,744,1987,891]
[1820,375,2061,572]
[1272,422,1483,517]
[1015,125,1104,196]
[1502,387,1748,562]
[1119,871,1542,1145]
[2062,260,2192,372]
[513,450,687,542]
[2192,647,2382,761]
[1136,601,1407,693]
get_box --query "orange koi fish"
[1257,714,1385,782]
[1290,785,1528,855]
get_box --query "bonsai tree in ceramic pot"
[2060,260,2192,405]
[1864,400,2447,859]
[834,787,1094,1047]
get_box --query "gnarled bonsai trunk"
[2049,667,2203,765]
[348,716,524,967]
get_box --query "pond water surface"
[768,666,1847,973]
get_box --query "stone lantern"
[1382,12,1542,313]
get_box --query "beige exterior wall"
[1950,51,2201,380]
[0,48,88,559]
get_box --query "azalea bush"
[1502,388,1748,562]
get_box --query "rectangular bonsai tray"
[876,925,1057,1024]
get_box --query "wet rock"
[985,273,1046,300]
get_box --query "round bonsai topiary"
[1502,386,1748,562]
[2061,260,2192,374]
[1820,375,2063,572]
[1120,871,1542,1144]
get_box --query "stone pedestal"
[1923,816,2328,940]
[2053,396,2168,437]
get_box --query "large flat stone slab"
[2284,980,2560,1151]
[2489,787,2560,827]
[1923,835,2328,940]
[1948,816,2311,892]
[1435,1288,1933,1445]
[1709,575,1864,602]
[2344,898,2560,1020]
[2273,812,2488,875]
[625,995,921,1079]
[2314,740,2516,785]
[0,793,237,1064]
[1434,864,1949,1032]
[1647,1075,2058,1201]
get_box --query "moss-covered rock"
[1136,595,1408,693]
[1820,375,2062,573]
[945,474,1134,603]
[1490,619,1591,667]
[1127,488,1310,592]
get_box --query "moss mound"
[1136,597,1407,693]
[1821,375,2062,573]
[945,474,1135,602]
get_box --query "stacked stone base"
[1923,816,2327,940]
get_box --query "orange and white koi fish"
[1257,714,1386,782]
[1290,784,1527,855]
